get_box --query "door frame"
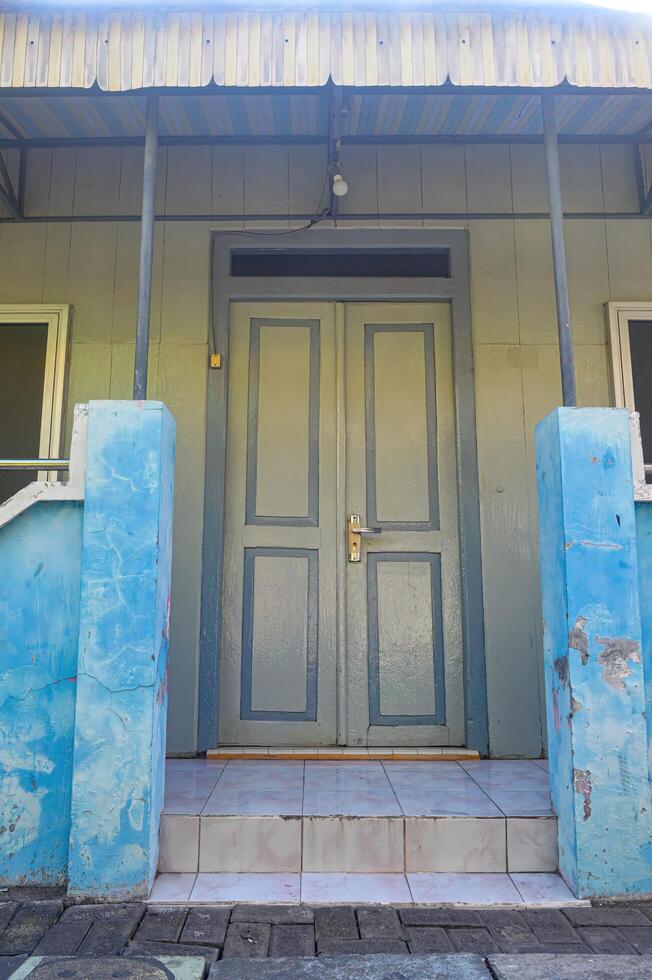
[198,229,488,754]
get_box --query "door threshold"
[206,746,479,761]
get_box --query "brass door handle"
[348,514,381,562]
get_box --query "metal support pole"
[133,94,159,400]
[328,87,343,218]
[542,95,577,407]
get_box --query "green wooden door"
[219,301,463,746]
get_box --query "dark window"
[231,249,450,278]
[0,322,48,504]
[629,319,652,481]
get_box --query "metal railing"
[0,459,70,471]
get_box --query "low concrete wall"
[0,401,175,899]
[0,501,82,886]
[536,407,652,899]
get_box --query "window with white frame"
[0,305,71,504]
[607,303,652,483]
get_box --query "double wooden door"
[219,301,463,746]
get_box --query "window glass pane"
[629,319,652,481]
[231,249,450,278]
[0,322,48,503]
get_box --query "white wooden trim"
[0,402,87,530]
[606,302,652,503]
[0,304,72,481]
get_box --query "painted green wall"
[0,141,650,756]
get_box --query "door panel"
[220,303,337,745]
[345,303,463,746]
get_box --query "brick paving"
[1,896,652,976]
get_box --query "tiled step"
[161,812,557,875]
[205,746,481,761]
[160,758,556,877]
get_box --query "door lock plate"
[347,514,381,561]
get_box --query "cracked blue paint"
[68,401,175,900]
[0,502,82,886]
[537,408,652,899]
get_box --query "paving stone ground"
[1,896,652,978]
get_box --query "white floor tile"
[191,872,301,903]
[199,815,302,872]
[158,814,199,873]
[511,872,581,905]
[489,789,554,817]
[462,760,548,792]
[303,817,404,872]
[301,873,412,904]
[405,817,507,873]
[164,767,225,815]
[407,872,524,905]
[303,763,401,816]
[149,873,196,903]
[203,761,304,816]
[390,783,502,818]
[507,817,557,872]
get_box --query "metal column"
[542,94,577,407]
[133,94,159,400]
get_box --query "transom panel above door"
[219,300,463,747]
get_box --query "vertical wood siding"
[0,141,650,755]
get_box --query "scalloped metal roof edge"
[0,9,650,91]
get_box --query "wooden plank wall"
[1,140,651,755]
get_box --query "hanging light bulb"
[332,172,349,197]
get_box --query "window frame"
[607,302,652,414]
[0,304,71,479]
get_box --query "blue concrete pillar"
[536,407,652,898]
[68,401,175,900]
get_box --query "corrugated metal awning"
[0,9,650,92]
[1,90,650,141]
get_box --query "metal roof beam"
[0,149,21,219]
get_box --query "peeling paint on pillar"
[536,407,652,899]
[0,503,82,885]
[67,401,175,900]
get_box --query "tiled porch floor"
[163,758,552,818]
[154,758,579,907]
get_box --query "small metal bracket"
[210,352,222,369]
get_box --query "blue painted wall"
[636,501,652,777]
[0,502,82,885]
[68,401,175,900]
[537,408,652,899]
